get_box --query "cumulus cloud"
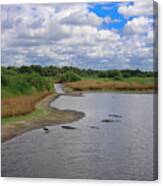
[60,6,103,27]
[103,16,121,24]
[1,2,155,70]
[118,0,153,17]
[124,16,153,34]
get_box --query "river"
[1,85,156,180]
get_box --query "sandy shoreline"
[2,94,85,143]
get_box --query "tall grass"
[2,91,52,117]
[65,80,156,91]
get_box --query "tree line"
[2,65,155,78]
[1,65,156,98]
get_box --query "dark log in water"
[90,126,100,129]
[61,126,77,130]
[2,92,155,180]
[101,119,120,123]
[108,114,122,118]
[43,127,50,133]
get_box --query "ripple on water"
[2,92,156,180]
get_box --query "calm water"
[54,84,64,94]
[2,92,155,180]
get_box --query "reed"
[2,91,52,117]
[65,80,156,92]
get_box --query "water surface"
[2,92,155,180]
[54,84,64,94]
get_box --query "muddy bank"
[2,94,85,142]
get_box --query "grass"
[1,94,84,142]
[65,78,156,92]
[2,91,52,117]
[81,76,155,84]
[1,75,156,142]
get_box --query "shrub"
[59,72,81,83]
[1,70,52,98]
[25,73,51,91]
[107,70,120,78]
[113,71,123,81]
[9,78,31,94]
[113,75,123,81]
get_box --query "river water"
[1,89,156,180]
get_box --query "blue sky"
[1,0,155,70]
[89,2,128,31]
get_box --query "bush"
[25,73,51,91]
[98,71,108,78]
[113,76,123,81]
[113,71,123,81]
[6,77,32,95]
[1,69,52,98]
[59,72,81,83]
[1,74,10,87]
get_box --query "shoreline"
[2,93,85,143]
[64,79,156,94]
[64,89,156,95]
[1,88,156,143]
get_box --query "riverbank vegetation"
[2,67,52,98]
[2,65,156,89]
[1,65,157,141]
[2,91,52,117]
[2,65,157,116]
[2,94,84,142]
[65,79,156,92]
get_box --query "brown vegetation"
[65,80,156,92]
[2,94,85,142]
[2,91,52,117]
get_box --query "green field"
[81,76,155,84]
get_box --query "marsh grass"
[65,79,156,92]
[1,94,84,142]
[2,91,52,117]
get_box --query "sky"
[1,0,156,70]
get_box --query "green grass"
[2,98,50,125]
[2,94,84,142]
[2,94,62,126]
[2,108,42,125]
[81,76,155,84]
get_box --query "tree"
[58,72,81,83]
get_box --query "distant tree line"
[1,65,156,97]
[2,65,155,79]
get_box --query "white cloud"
[103,16,121,24]
[60,6,103,27]
[1,3,154,70]
[118,0,153,17]
[124,16,153,34]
